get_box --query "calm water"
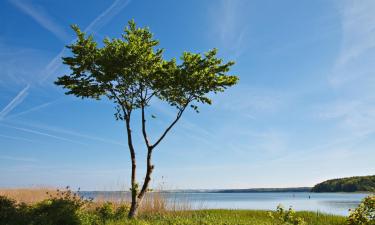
[82,191,369,216]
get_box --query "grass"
[105,210,346,225]
[0,188,348,225]
[0,187,58,204]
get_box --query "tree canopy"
[55,20,238,218]
[311,175,375,193]
[56,20,238,119]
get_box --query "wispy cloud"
[9,0,69,41]
[209,0,249,58]
[329,0,375,87]
[0,85,30,120]
[0,42,47,86]
[1,0,132,119]
[0,155,37,162]
[0,133,41,143]
[214,85,285,119]
[317,98,375,137]
[0,123,87,145]
[309,0,375,164]
[6,99,61,120]
[5,120,127,147]
[318,0,375,137]
[84,0,132,34]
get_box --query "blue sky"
[0,0,374,190]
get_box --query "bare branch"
[151,101,190,149]
[141,103,151,148]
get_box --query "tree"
[55,20,238,218]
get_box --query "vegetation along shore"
[0,187,374,225]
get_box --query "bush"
[114,204,130,220]
[96,202,115,224]
[0,196,18,225]
[95,202,130,224]
[30,186,93,225]
[348,195,375,225]
[269,205,307,225]
[0,195,31,225]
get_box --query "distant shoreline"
[81,187,312,194]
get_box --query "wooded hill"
[311,175,375,192]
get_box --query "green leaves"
[348,195,375,225]
[55,20,238,118]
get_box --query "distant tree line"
[311,175,375,192]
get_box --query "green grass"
[106,209,346,225]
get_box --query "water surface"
[82,191,368,216]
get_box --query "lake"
[81,191,369,216]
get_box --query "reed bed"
[0,187,58,204]
[91,191,192,215]
[0,188,348,225]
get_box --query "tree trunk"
[138,148,154,200]
[128,200,139,218]
[128,147,154,218]
[125,117,139,219]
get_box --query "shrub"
[96,202,115,224]
[0,196,18,225]
[114,204,130,220]
[95,202,130,223]
[269,205,307,225]
[31,186,93,225]
[348,195,375,225]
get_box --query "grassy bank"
[106,210,346,225]
[2,187,371,225]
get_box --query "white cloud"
[318,99,375,137]
[0,123,87,145]
[9,0,69,41]
[209,0,249,58]
[5,119,127,147]
[329,0,375,87]
[317,0,375,140]
[1,0,132,119]
[0,43,48,86]
[0,155,37,162]
[84,0,132,34]
[214,85,285,119]
[0,85,30,120]
[0,134,41,143]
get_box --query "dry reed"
[0,187,58,204]
[0,187,193,215]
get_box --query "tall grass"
[0,187,58,204]
[92,191,192,215]
[0,188,348,225]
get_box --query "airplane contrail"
[1,0,131,120]
[0,123,87,146]
[6,99,61,120]
[0,84,30,120]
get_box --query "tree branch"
[151,101,190,149]
[141,103,151,149]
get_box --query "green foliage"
[0,195,347,225]
[0,196,33,225]
[95,202,130,224]
[30,186,92,225]
[0,187,97,225]
[55,20,238,119]
[106,210,345,225]
[347,195,375,225]
[0,196,17,224]
[0,195,31,225]
[96,202,115,221]
[114,204,130,220]
[269,205,307,225]
[311,175,375,192]
[55,19,238,218]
